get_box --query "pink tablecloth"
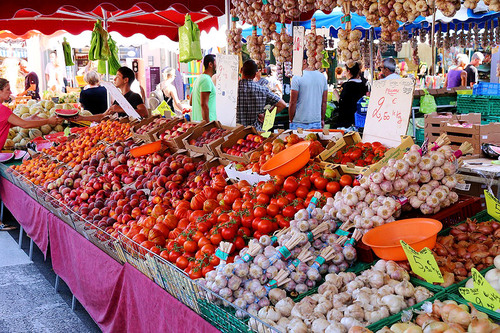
[0,177,50,258]
[48,208,219,333]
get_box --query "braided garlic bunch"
[338,29,362,67]
[305,24,325,70]
[227,23,243,55]
[247,31,266,68]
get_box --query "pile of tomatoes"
[327,141,387,167]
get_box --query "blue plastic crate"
[354,111,366,128]
[473,82,500,96]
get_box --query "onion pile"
[250,260,434,332]
[200,199,357,316]
[247,30,266,68]
[330,141,469,234]
[367,299,498,333]
[338,29,362,67]
[305,22,326,70]
[227,21,243,55]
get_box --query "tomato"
[241,213,254,228]
[224,187,241,205]
[178,218,189,230]
[266,203,280,217]
[217,213,230,224]
[190,193,207,210]
[274,175,285,186]
[232,198,243,211]
[210,233,222,245]
[253,231,263,239]
[201,244,216,255]
[364,154,375,164]
[189,210,205,223]
[221,227,236,240]
[188,269,203,280]
[282,206,295,218]
[310,172,322,183]
[295,185,309,198]
[326,181,341,194]
[372,141,383,148]
[277,197,289,209]
[176,256,189,269]
[233,236,246,250]
[191,230,203,243]
[211,174,226,192]
[238,227,252,238]
[355,160,365,166]
[283,176,299,193]
[350,149,362,160]
[353,178,360,186]
[197,221,211,233]
[313,177,328,190]
[202,265,214,277]
[167,251,181,263]
[256,193,270,205]
[209,255,220,266]
[285,193,296,202]
[203,187,218,200]
[253,206,267,218]
[341,157,352,164]
[242,200,254,211]
[198,237,211,248]
[339,175,353,187]
[183,240,198,253]
[257,219,273,234]
[299,177,311,189]
[261,182,276,195]
[203,199,218,212]
[276,215,290,229]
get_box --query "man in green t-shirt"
[190,54,217,122]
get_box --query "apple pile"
[189,128,228,147]
[135,117,171,134]
[222,133,265,157]
[159,122,197,141]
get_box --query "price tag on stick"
[484,190,500,221]
[261,107,276,132]
[400,240,444,283]
[459,268,500,311]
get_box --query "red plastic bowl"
[260,141,310,176]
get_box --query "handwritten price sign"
[484,190,500,221]
[292,26,305,77]
[261,107,277,138]
[400,240,444,283]
[363,78,415,148]
[459,268,500,311]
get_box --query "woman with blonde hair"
[160,67,183,113]
[79,71,108,115]
[445,54,468,88]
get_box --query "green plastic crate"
[457,95,490,114]
[415,127,424,145]
[446,266,494,294]
[447,293,500,322]
[482,116,500,124]
[435,95,457,106]
[487,95,500,116]
[198,299,250,333]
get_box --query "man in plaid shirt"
[237,60,286,130]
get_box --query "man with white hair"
[465,52,484,87]
[380,58,401,80]
[18,59,40,100]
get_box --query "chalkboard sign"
[362,78,415,147]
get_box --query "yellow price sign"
[64,126,71,137]
[484,190,500,221]
[261,132,272,138]
[400,240,444,283]
[153,100,175,117]
[261,107,277,132]
[459,268,500,311]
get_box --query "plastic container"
[260,141,310,176]
[130,141,162,157]
[457,95,490,114]
[473,82,500,96]
[362,218,442,261]
[354,111,366,128]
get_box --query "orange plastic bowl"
[362,218,442,261]
[130,141,162,157]
[260,141,310,176]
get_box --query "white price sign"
[292,26,305,77]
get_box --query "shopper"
[190,54,217,122]
[0,78,63,230]
[79,71,108,115]
[335,62,369,128]
[18,60,40,100]
[45,50,63,92]
[267,65,283,97]
[106,66,148,118]
[236,60,286,129]
[160,67,184,113]
[445,54,468,89]
[380,58,400,80]
[254,68,269,87]
[465,52,484,87]
[288,53,328,129]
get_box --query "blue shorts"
[290,122,322,130]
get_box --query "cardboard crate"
[318,133,414,176]
[441,123,481,155]
[154,119,207,150]
[480,122,500,146]
[454,179,499,211]
[182,121,243,157]
[131,115,169,143]
[424,113,481,144]
[215,126,276,164]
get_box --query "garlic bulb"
[272,24,293,78]
[338,28,361,67]
[227,22,243,55]
[247,31,266,68]
[305,20,325,70]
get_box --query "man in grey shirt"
[380,58,401,80]
[465,52,484,87]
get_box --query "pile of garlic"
[338,29,362,67]
[272,26,293,78]
[247,31,266,68]
[305,28,325,70]
[227,23,243,55]
[250,260,434,333]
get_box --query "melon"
[19,139,29,146]
[55,109,79,117]
[41,125,52,135]
[63,103,73,110]
[12,135,23,143]
[45,101,55,111]
[54,125,64,132]
[40,100,47,108]
[38,113,48,119]
[55,104,64,109]
[18,106,30,115]
[49,131,57,134]
[8,128,16,138]
[4,139,14,148]
[27,100,36,107]
[19,128,29,136]
[29,129,43,139]
[80,110,93,116]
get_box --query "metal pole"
[369,28,374,85]
[430,7,437,76]
[225,0,230,55]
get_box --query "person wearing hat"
[465,52,484,87]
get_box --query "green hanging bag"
[178,15,202,63]
[420,89,437,114]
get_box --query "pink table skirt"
[1,176,219,333]
[0,177,50,258]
